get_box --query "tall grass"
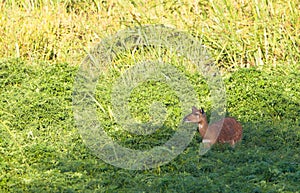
[0,0,299,69]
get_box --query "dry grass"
[0,0,299,69]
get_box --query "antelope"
[183,107,243,147]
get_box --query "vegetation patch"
[0,0,299,192]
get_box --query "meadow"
[0,0,299,192]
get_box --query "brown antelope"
[183,107,243,147]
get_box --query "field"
[0,0,299,192]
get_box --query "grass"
[0,0,299,69]
[0,58,299,192]
[0,0,299,192]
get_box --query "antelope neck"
[198,120,208,137]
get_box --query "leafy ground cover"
[0,59,299,192]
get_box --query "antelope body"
[183,107,243,147]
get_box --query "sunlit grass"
[0,0,299,69]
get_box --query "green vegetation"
[1,58,299,192]
[0,0,299,192]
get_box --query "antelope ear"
[192,106,198,113]
[200,108,205,114]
